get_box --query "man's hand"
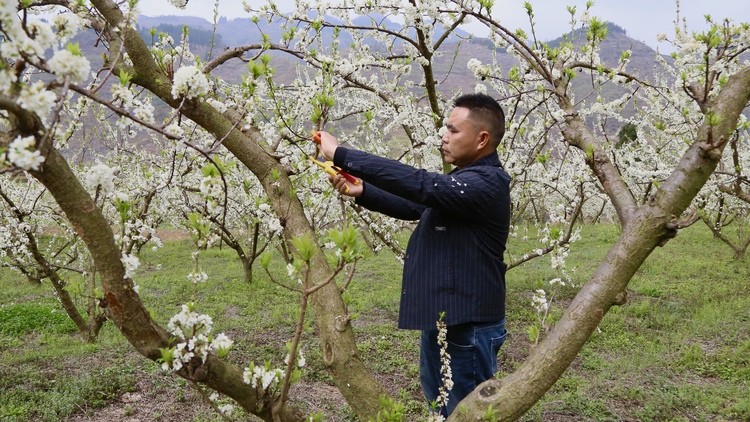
[313,130,339,161]
[329,173,363,197]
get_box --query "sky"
[138,0,750,52]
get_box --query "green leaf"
[115,198,132,223]
[260,252,271,270]
[118,70,133,86]
[291,234,316,262]
[65,42,83,56]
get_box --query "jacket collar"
[451,151,502,173]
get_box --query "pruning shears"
[310,130,359,192]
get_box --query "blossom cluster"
[171,66,211,100]
[4,136,45,171]
[0,219,32,266]
[284,349,306,368]
[168,0,188,9]
[161,304,233,371]
[243,363,285,392]
[433,316,452,418]
[0,4,91,127]
[17,82,58,123]
[121,253,140,280]
[111,84,156,126]
[532,289,549,313]
[85,164,116,196]
[48,48,91,84]
[208,393,235,416]
[187,271,208,284]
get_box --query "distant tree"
[606,22,628,35]
[616,122,638,148]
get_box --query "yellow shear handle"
[310,157,349,193]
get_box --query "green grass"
[0,302,77,335]
[0,223,748,421]
[510,224,750,422]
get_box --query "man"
[317,93,510,417]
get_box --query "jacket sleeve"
[334,147,509,220]
[355,183,426,221]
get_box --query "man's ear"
[476,130,491,150]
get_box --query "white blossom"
[85,164,116,195]
[164,123,184,138]
[162,304,232,370]
[121,253,140,279]
[52,13,86,43]
[0,67,18,94]
[47,49,91,84]
[532,289,548,313]
[168,0,188,8]
[187,271,208,284]
[171,66,210,99]
[218,404,234,415]
[243,365,284,391]
[206,98,228,113]
[18,81,57,120]
[6,136,45,171]
[111,84,136,108]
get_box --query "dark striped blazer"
[334,147,511,330]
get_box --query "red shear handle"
[338,170,359,185]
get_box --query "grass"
[0,223,748,421]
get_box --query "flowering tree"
[696,131,750,259]
[447,3,750,420]
[0,175,108,341]
[2,0,749,421]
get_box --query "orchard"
[1,0,748,421]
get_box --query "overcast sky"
[138,0,749,52]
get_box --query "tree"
[447,3,750,420]
[616,121,637,148]
[697,132,750,259]
[1,1,749,421]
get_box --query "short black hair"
[453,93,506,148]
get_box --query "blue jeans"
[420,319,507,417]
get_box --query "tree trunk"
[242,256,253,284]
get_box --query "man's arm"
[335,148,509,220]
[316,130,508,219]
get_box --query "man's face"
[441,107,485,168]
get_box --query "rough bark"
[450,68,750,421]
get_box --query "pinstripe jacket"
[333,147,511,330]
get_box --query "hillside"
[67,15,665,146]
[129,15,661,90]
